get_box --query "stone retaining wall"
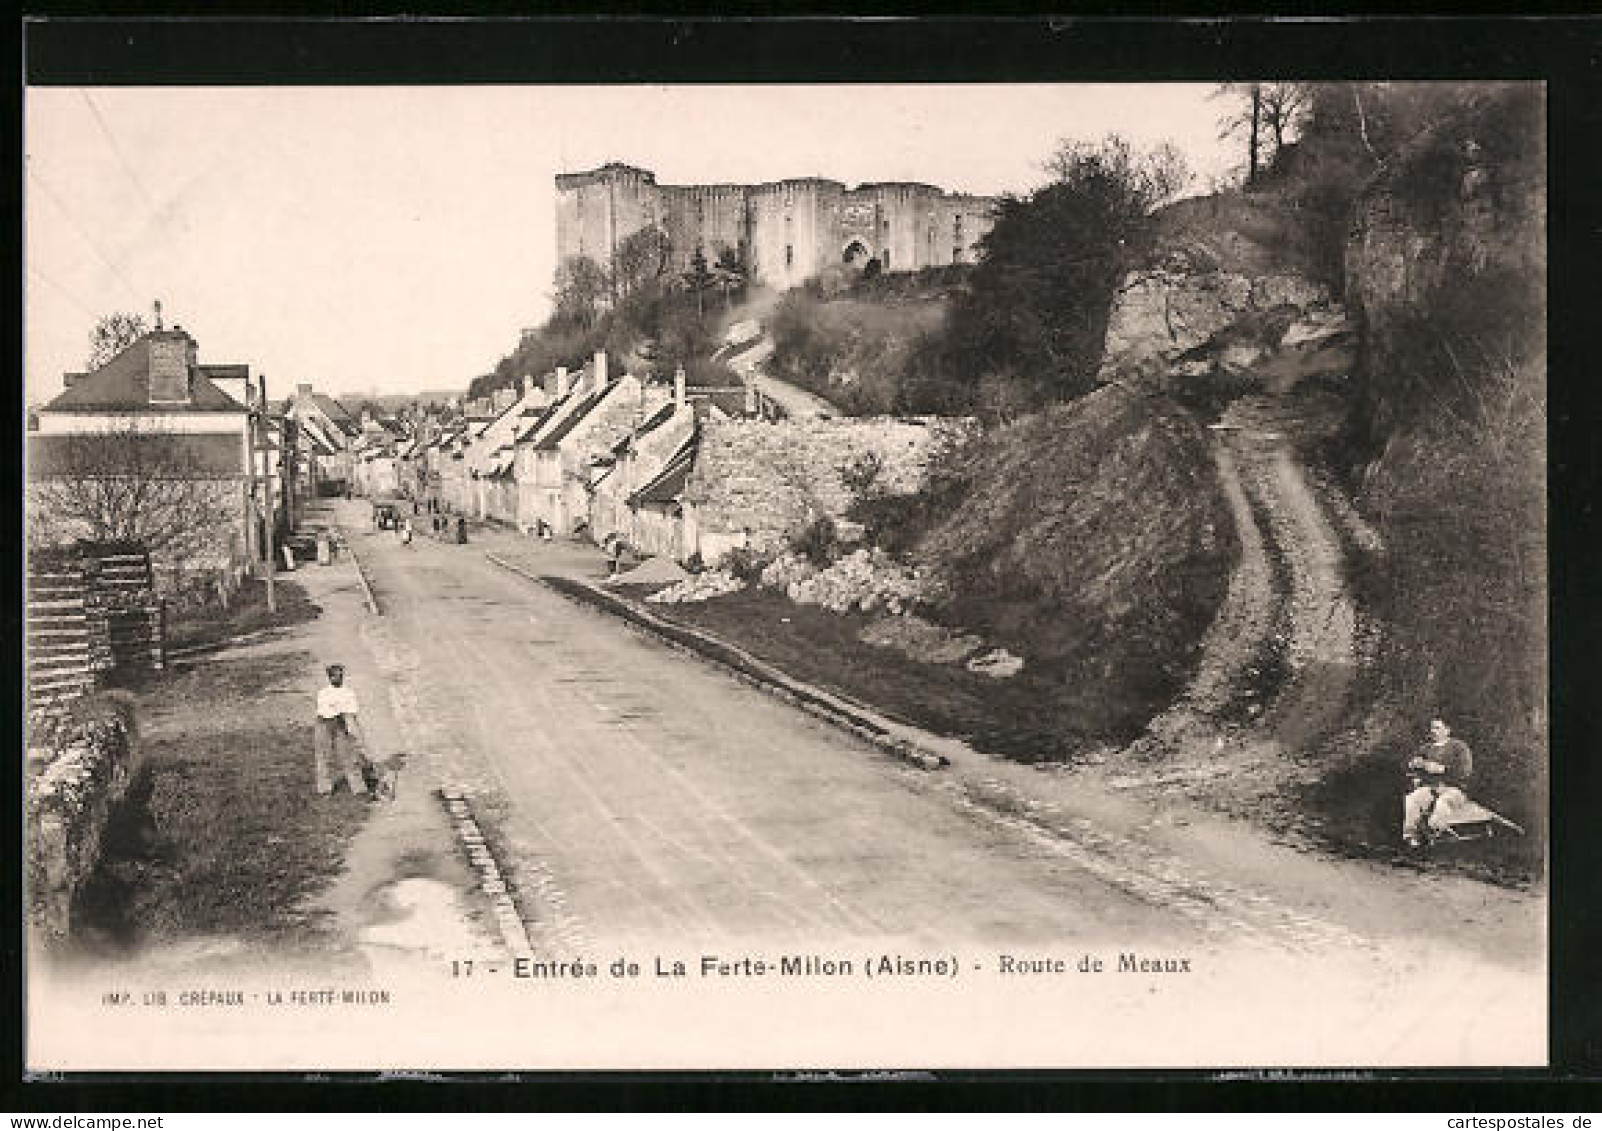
[26,698,140,940]
[684,415,973,554]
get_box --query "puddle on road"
[358,877,497,962]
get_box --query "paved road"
[324,505,1543,1064]
[342,508,1197,956]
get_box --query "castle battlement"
[555,163,999,289]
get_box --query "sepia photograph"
[22,31,1550,1072]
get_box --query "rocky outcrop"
[1099,242,1334,380]
[1344,104,1545,445]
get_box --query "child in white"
[315,664,393,799]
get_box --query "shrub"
[789,516,840,568]
[720,544,770,584]
[838,451,885,503]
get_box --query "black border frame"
[8,13,1600,1111]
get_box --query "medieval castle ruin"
[555,163,999,290]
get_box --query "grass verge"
[164,576,322,654]
[73,649,370,953]
[597,582,1125,763]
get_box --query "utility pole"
[259,373,277,613]
[243,375,259,570]
[281,415,298,532]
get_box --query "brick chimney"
[593,350,608,388]
[674,366,686,410]
[297,382,312,399]
[147,330,193,404]
[556,366,570,399]
[523,374,536,398]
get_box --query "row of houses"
[378,350,965,568]
[382,351,728,561]
[28,323,966,594]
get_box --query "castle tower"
[554,163,999,288]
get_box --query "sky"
[25,85,1237,402]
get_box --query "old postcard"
[22,36,1548,1071]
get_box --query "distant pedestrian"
[314,664,369,798]
[401,518,414,547]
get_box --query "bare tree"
[1215,82,1309,184]
[86,311,148,371]
[1259,82,1312,157]
[29,418,240,573]
[1215,83,1263,184]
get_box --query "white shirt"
[317,683,360,719]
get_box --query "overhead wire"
[26,264,99,320]
[25,167,143,304]
[79,91,159,213]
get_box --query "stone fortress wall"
[555,163,999,289]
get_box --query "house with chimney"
[28,324,270,592]
[514,352,673,537]
[464,376,551,524]
[282,383,360,496]
[587,367,698,555]
[627,433,700,560]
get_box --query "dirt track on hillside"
[1112,364,1368,815]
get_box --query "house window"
[883,247,891,270]
[785,244,794,267]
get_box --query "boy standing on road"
[314,663,371,798]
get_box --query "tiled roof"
[313,393,359,432]
[610,401,678,456]
[45,333,246,414]
[514,401,562,443]
[531,384,615,452]
[628,434,698,508]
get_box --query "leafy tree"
[682,245,716,319]
[932,135,1189,409]
[87,311,148,370]
[612,226,672,302]
[552,255,610,331]
[712,246,748,311]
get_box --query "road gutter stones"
[343,533,383,616]
[438,785,535,962]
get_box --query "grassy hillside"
[1142,190,1326,281]
[1330,89,1547,854]
[908,386,1235,746]
[767,287,951,417]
